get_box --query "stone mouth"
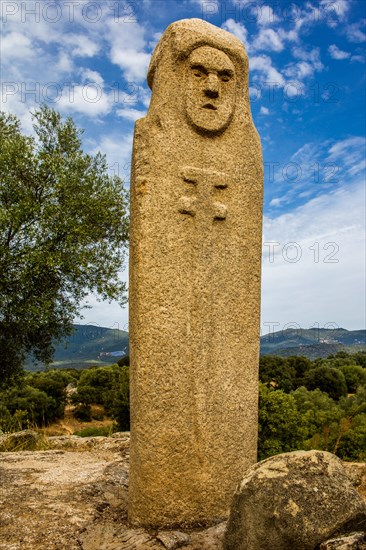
[202,103,217,111]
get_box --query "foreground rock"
[320,533,366,549]
[1,440,365,550]
[224,450,366,550]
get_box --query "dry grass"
[40,404,114,437]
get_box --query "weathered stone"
[129,18,263,527]
[320,533,366,549]
[156,530,191,549]
[224,450,366,550]
[0,429,40,451]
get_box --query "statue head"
[146,19,250,137]
[184,46,236,136]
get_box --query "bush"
[0,385,59,426]
[72,364,130,431]
[117,355,129,367]
[74,425,116,437]
[73,403,92,422]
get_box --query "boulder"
[224,450,366,550]
[320,533,366,549]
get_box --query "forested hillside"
[25,325,366,372]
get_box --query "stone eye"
[191,65,206,78]
[220,73,231,82]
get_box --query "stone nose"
[204,73,219,98]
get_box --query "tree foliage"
[0,107,129,380]
[258,383,306,460]
[303,366,347,400]
[72,364,130,430]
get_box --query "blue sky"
[1,0,365,335]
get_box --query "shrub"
[73,403,92,422]
[74,425,116,437]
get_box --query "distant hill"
[260,328,366,359]
[26,324,129,371]
[26,325,366,371]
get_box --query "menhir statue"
[129,18,263,527]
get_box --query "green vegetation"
[74,426,117,437]
[0,351,365,461]
[0,107,129,382]
[71,363,130,430]
[258,351,366,461]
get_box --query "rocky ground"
[0,433,365,550]
[0,433,226,550]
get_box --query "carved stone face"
[184,46,236,135]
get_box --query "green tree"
[339,365,366,393]
[333,412,366,461]
[303,366,347,400]
[0,385,59,426]
[291,386,343,450]
[286,356,312,388]
[0,107,129,380]
[258,383,306,460]
[105,366,130,431]
[24,370,72,419]
[259,355,295,392]
[73,366,112,407]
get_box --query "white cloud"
[110,49,151,82]
[221,19,249,49]
[75,292,129,330]
[269,197,282,207]
[56,51,73,74]
[257,5,279,27]
[250,55,286,87]
[1,32,35,59]
[253,28,284,52]
[57,84,112,118]
[284,61,313,79]
[292,46,323,66]
[284,47,324,80]
[326,137,366,176]
[116,108,147,122]
[231,0,253,6]
[190,0,219,9]
[265,137,366,210]
[81,69,104,87]
[262,179,366,331]
[346,21,366,43]
[320,0,350,22]
[106,20,151,82]
[328,44,351,60]
[351,54,365,64]
[63,34,100,57]
[260,106,269,115]
[0,89,35,133]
